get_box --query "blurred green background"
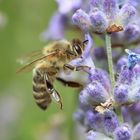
[0,0,84,140]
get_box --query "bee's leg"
[64,64,91,72]
[44,74,63,109]
[51,89,63,109]
[56,77,82,88]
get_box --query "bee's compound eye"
[73,44,82,55]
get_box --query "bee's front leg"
[63,64,91,72]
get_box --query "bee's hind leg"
[44,74,63,109]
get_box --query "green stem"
[105,34,115,96]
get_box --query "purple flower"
[86,109,120,136]
[79,81,109,106]
[112,21,140,46]
[40,13,66,41]
[72,0,136,34]
[113,124,132,140]
[119,4,136,26]
[117,65,134,84]
[103,110,120,136]
[72,9,91,31]
[89,68,111,93]
[86,110,104,131]
[103,0,118,20]
[73,109,86,125]
[114,84,129,104]
[87,130,114,140]
[116,56,128,72]
[56,0,82,14]
[128,0,140,13]
[90,11,108,33]
[124,24,140,44]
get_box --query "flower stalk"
[105,34,115,96]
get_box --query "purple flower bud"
[90,11,108,33]
[90,0,103,11]
[114,84,129,104]
[119,4,136,26]
[116,57,128,72]
[56,0,82,14]
[133,64,140,75]
[113,124,132,140]
[86,110,104,131]
[124,24,140,44]
[72,9,91,31]
[79,89,91,106]
[128,0,140,12]
[74,109,85,125]
[89,69,111,93]
[85,82,109,105]
[85,110,96,129]
[103,110,120,136]
[118,66,134,84]
[40,13,66,41]
[103,0,118,20]
[79,101,91,112]
[87,130,114,140]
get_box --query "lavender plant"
[43,0,140,139]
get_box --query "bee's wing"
[16,51,58,73]
[17,49,42,65]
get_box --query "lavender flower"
[103,110,120,136]
[114,84,129,104]
[87,130,113,140]
[113,124,132,140]
[85,110,104,132]
[90,11,108,33]
[72,0,136,34]
[72,9,91,31]
[119,4,136,26]
[39,0,140,140]
[40,13,66,41]
[88,68,111,93]
[56,0,82,14]
[79,81,109,106]
[114,64,140,104]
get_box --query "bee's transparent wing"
[16,51,58,73]
[17,49,42,65]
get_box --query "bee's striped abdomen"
[32,69,52,110]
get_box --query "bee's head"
[72,39,88,56]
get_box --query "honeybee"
[17,39,88,110]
